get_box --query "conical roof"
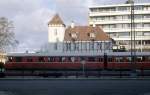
[48,14,65,26]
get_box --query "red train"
[2,52,150,77]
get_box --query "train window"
[88,57,95,62]
[127,57,131,62]
[75,57,80,62]
[95,57,100,62]
[108,57,113,62]
[120,57,124,62]
[48,57,50,62]
[38,57,45,62]
[146,56,150,62]
[142,56,146,61]
[67,57,72,62]
[48,57,54,62]
[136,57,142,62]
[54,57,62,62]
[62,57,65,62]
[71,57,75,62]
[80,57,85,61]
[27,57,33,62]
[115,57,123,62]
[8,57,13,62]
[97,57,103,62]
[15,57,22,62]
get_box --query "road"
[0,79,150,95]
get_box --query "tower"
[47,14,66,52]
[48,14,66,43]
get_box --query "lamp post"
[130,0,137,77]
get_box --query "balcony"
[89,10,150,16]
[122,44,150,51]
[89,18,150,25]
[111,36,150,41]
[103,27,150,33]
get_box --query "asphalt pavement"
[0,79,150,95]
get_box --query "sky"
[0,0,149,52]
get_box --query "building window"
[56,38,59,42]
[135,15,142,19]
[54,43,58,50]
[66,42,71,51]
[104,42,110,50]
[136,32,143,36]
[54,38,59,50]
[144,6,150,10]
[142,40,150,45]
[143,15,150,19]
[134,5,143,10]
[71,33,77,39]
[118,6,128,11]
[116,16,122,20]
[89,41,94,50]
[74,42,79,51]
[109,16,116,20]
[83,42,87,51]
[72,42,76,51]
[144,23,150,27]
[122,15,128,20]
[97,42,102,50]
[54,29,57,35]
[90,33,95,38]
[118,32,130,37]
[144,32,150,36]
[110,24,116,28]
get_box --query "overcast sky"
[0,0,149,52]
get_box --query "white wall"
[0,53,6,64]
[48,25,65,43]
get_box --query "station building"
[41,14,113,53]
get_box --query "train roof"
[7,52,150,57]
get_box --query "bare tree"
[0,17,18,52]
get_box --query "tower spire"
[48,13,65,26]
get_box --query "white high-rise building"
[89,0,150,51]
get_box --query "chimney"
[71,21,75,28]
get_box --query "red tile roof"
[64,26,110,41]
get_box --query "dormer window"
[71,32,77,39]
[89,32,95,38]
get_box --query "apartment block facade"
[89,2,150,51]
